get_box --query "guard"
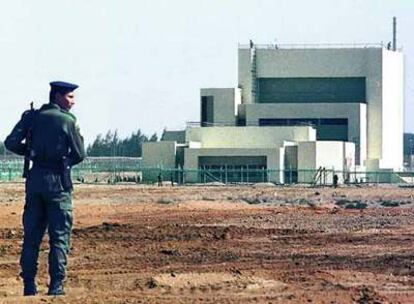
[5,81,86,296]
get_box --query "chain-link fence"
[0,157,142,183]
[140,167,414,185]
[1,157,414,185]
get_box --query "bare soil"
[0,183,413,303]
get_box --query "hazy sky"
[0,0,413,145]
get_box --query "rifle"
[22,102,35,178]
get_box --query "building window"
[259,118,348,141]
[201,96,214,127]
[257,77,366,103]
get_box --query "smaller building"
[142,125,355,184]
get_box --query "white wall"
[142,141,177,181]
[297,141,355,183]
[297,142,316,183]
[239,48,382,103]
[184,147,281,183]
[238,46,405,171]
[185,126,316,149]
[298,142,317,169]
[238,49,253,104]
[344,142,356,171]
[241,102,366,165]
[315,141,345,170]
[200,88,240,125]
[142,141,176,168]
[381,49,404,170]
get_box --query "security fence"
[1,158,414,185]
[0,157,142,183]
[141,167,414,185]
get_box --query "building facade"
[143,43,404,183]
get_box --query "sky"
[0,0,413,145]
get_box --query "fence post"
[241,166,243,183]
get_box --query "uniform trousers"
[21,169,73,282]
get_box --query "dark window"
[237,118,246,126]
[201,96,214,126]
[257,77,366,103]
[259,118,348,141]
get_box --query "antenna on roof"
[392,16,397,51]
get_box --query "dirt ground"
[0,183,413,304]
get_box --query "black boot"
[47,279,65,296]
[23,280,38,296]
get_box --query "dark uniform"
[4,81,86,296]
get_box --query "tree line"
[3,132,414,159]
[0,129,159,157]
[0,141,12,156]
[86,129,159,157]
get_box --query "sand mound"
[150,272,288,294]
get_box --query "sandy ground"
[0,183,413,303]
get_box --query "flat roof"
[238,42,390,50]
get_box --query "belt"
[32,161,62,171]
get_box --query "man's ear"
[55,92,63,103]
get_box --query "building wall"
[315,141,345,170]
[298,142,317,170]
[185,126,316,149]
[381,49,404,169]
[238,49,253,104]
[344,142,356,171]
[184,147,281,183]
[241,103,366,164]
[142,141,177,181]
[162,130,186,143]
[239,48,381,104]
[297,141,355,183]
[142,141,177,168]
[297,142,317,183]
[200,88,241,125]
[238,47,404,170]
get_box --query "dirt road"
[0,183,413,303]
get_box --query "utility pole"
[393,16,397,51]
[410,138,413,171]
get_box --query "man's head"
[49,81,79,111]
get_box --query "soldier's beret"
[50,81,79,94]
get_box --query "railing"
[0,157,142,183]
[186,121,316,128]
[140,167,414,185]
[238,42,390,50]
[2,161,414,185]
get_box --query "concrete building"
[142,43,404,184]
[237,45,403,171]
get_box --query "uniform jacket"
[5,103,86,192]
